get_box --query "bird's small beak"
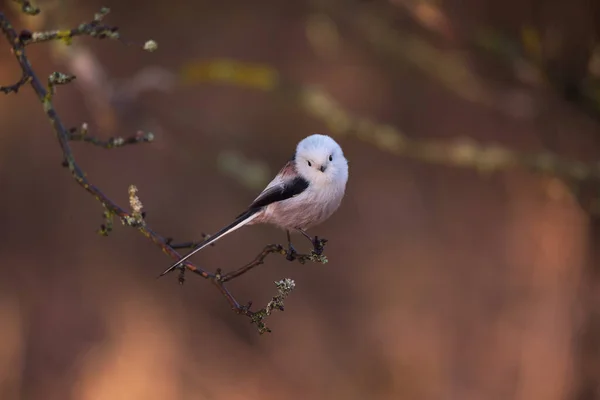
[319,165,326,172]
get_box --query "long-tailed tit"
[160,134,349,276]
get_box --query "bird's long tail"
[159,210,260,277]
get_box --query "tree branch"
[0,2,327,334]
[18,7,119,45]
[67,123,155,149]
[0,72,30,94]
[164,234,214,250]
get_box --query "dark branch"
[221,244,286,282]
[165,234,214,250]
[20,7,120,46]
[0,73,30,94]
[67,124,155,149]
[0,4,328,333]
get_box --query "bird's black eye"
[329,155,333,161]
[307,161,312,167]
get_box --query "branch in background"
[177,58,600,213]
[0,2,327,334]
[308,0,500,110]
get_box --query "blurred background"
[1,0,600,399]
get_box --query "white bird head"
[294,134,348,187]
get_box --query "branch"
[18,7,119,45]
[0,2,327,334]
[164,234,215,250]
[67,123,155,149]
[0,72,30,94]
[178,58,600,213]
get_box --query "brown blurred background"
[1,0,600,399]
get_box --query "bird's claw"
[286,244,298,261]
[312,236,327,256]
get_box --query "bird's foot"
[286,243,298,261]
[312,236,328,256]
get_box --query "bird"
[159,133,349,277]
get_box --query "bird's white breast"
[261,179,345,230]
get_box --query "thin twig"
[19,7,119,45]
[221,244,286,282]
[0,73,30,94]
[67,124,155,149]
[165,234,214,250]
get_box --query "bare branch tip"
[127,185,145,225]
[0,74,30,95]
[94,7,111,22]
[14,0,40,15]
[142,131,155,142]
[143,40,158,52]
[47,72,76,96]
[251,278,296,334]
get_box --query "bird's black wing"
[236,176,309,218]
[233,158,309,218]
[250,176,309,209]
